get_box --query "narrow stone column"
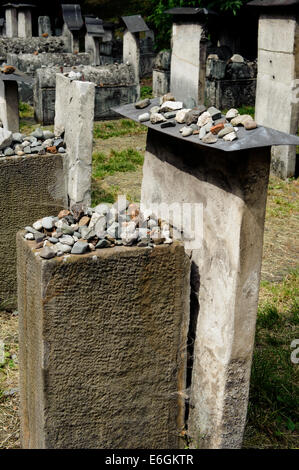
[5,7,18,38]
[85,34,101,65]
[170,22,205,103]
[123,30,140,94]
[54,74,95,207]
[17,237,190,449]
[255,12,299,178]
[141,129,271,449]
[18,8,32,38]
[0,79,19,133]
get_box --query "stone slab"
[113,98,299,152]
[17,236,190,449]
[0,153,67,309]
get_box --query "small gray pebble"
[71,241,89,254]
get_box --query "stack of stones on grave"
[136,93,258,144]
[0,126,66,157]
[23,200,174,259]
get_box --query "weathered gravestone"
[62,3,84,53]
[0,75,20,133]
[167,8,210,104]
[17,4,34,39]
[55,73,95,208]
[17,238,190,448]
[249,0,299,178]
[38,16,52,37]
[84,15,105,66]
[0,152,67,309]
[153,50,171,98]
[4,4,18,38]
[114,98,299,448]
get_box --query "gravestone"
[0,153,67,309]
[114,99,299,448]
[17,5,34,39]
[5,5,18,38]
[84,16,105,66]
[17,238,190,448]
[38,16,52,37]
[153,50,171,97]
[167,8,210,104]
[122,15,150,94]
[62,4,84,53]
[249,0,299,178]
[0,77,19,133]
[54,73,95,207]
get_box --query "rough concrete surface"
[255,13,299,178]
[0,153,67,309]
[141,129,271,449]
[17,236,190,449]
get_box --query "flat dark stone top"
[248,0,299,7]
[121,15,149,33]
[0,70,32,83]
[62,4,83,31]
[112,98,299,153]
[85,16,105,37]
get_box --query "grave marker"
[249,0,299,178]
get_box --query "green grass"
[91,180,120,205]
[244,269,299,448]
[18,101,34,119]
[93,119,146,140]
[93,148,144,179]
[140,85,153,100]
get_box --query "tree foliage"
[148,0,248,49]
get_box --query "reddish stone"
[46,146,58,154]
[58,209,70,219]
[210,123,225,135]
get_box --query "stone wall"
[34,64,139,125]
[205,55,257,109]
[7,52,91,75]
[0,37,66,61]
[17,237,190,449]
[0,153,67,309]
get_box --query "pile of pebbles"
[0,127,66,158]
[135,93,258,144]
[24,201,174,260]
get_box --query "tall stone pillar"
[18,8,32,38]
[0,79,19,133]
[166,8,210,104]
[17,237,190,449]
[123,30,140,88]
[5,6,18,38]
[250,1,299,178]
[141,129,271,448]
[54,74,95,208]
